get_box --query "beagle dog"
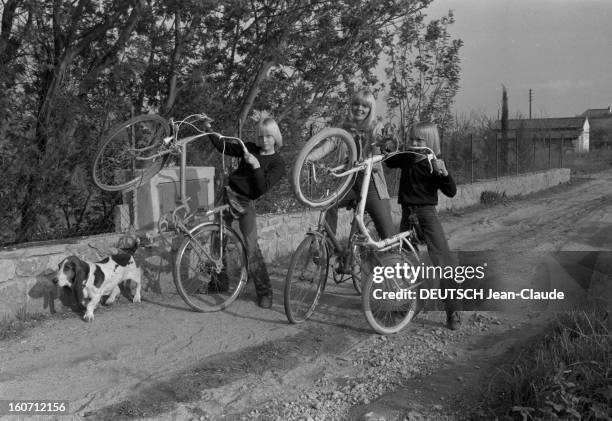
[53,254,142,322]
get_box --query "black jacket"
[385,152,456,205]
[210,135,285,200]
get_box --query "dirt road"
[1,171,611,420]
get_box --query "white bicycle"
[287,127,437,334]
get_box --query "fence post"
[470,133,474,183]
[516,136,519,175]
[548,135,552,169]
[533,136,536,171]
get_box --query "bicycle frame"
[135,115,247,222]
[307,209,350,259]
[337,147,437,255]
[146,115,249,272]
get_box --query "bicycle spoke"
[93,114,170,192]
[291,128,357,208]
[284,236,327,323]
[362,249,422,334]
[175,224,247,312]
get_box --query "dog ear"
[71,257,90,309]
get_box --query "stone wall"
[436,168,571,211]
[0,168,570,318]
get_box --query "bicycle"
[92,113,250,312]
[286,127,437,334]
[283,203,378,324]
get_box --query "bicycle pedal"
[334,265,352,275]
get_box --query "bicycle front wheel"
[284,235,329,324]
[93,114,170,192]
[175,223,248,312]
[291,127,358,209]
[361,248,423,335]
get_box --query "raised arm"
[437,171,457,198]
[384,151,417,169]
[305,137,339,162]
[384,153,404,169]
[209,133,245,157]
[252,157,286,198]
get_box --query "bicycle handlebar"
[167,113,249,154]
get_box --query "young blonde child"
[209,118,285,308]
[385,122,461,330]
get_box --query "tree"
[2,0,146,242]
[384,10,462,142]
[0,0,436,245]
[500,84,509,175]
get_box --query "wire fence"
[440,131,572,185]
[1,130,600,249]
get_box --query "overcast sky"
[405,0,612,119]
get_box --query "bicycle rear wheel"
[93,114,170,192]
[361,248,423,335]
[175,223,248,312]
[284,235,329,324]
[291,127,357,209]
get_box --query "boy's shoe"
[446,311,461,330]
[257,293,273,309]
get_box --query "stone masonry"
[0,168,570,318]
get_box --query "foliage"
[0,307,48,341]
[476,310,612,420]
[479,190,508,206]
[590,126,612,149]
[384,10,462,141]
[0,0,460,246]
[441,112,499,182]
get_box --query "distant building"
[494,117,589,153]
[581,107,612,149]
[581,106,612,119]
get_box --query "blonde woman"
[307,88,395,273]
[209,118,285,308]
[385,122,461,330]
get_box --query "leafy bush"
[480,190,509,206]
[476,310,612,420]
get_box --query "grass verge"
[480,190,509,206]
[476,309,612,420]
[0,306,48,341]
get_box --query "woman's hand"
[244,152,261,169]
[432,159,448,176]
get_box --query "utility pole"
[529,89,533,119]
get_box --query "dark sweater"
[385,153,456,205]
[210,135,286,200]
